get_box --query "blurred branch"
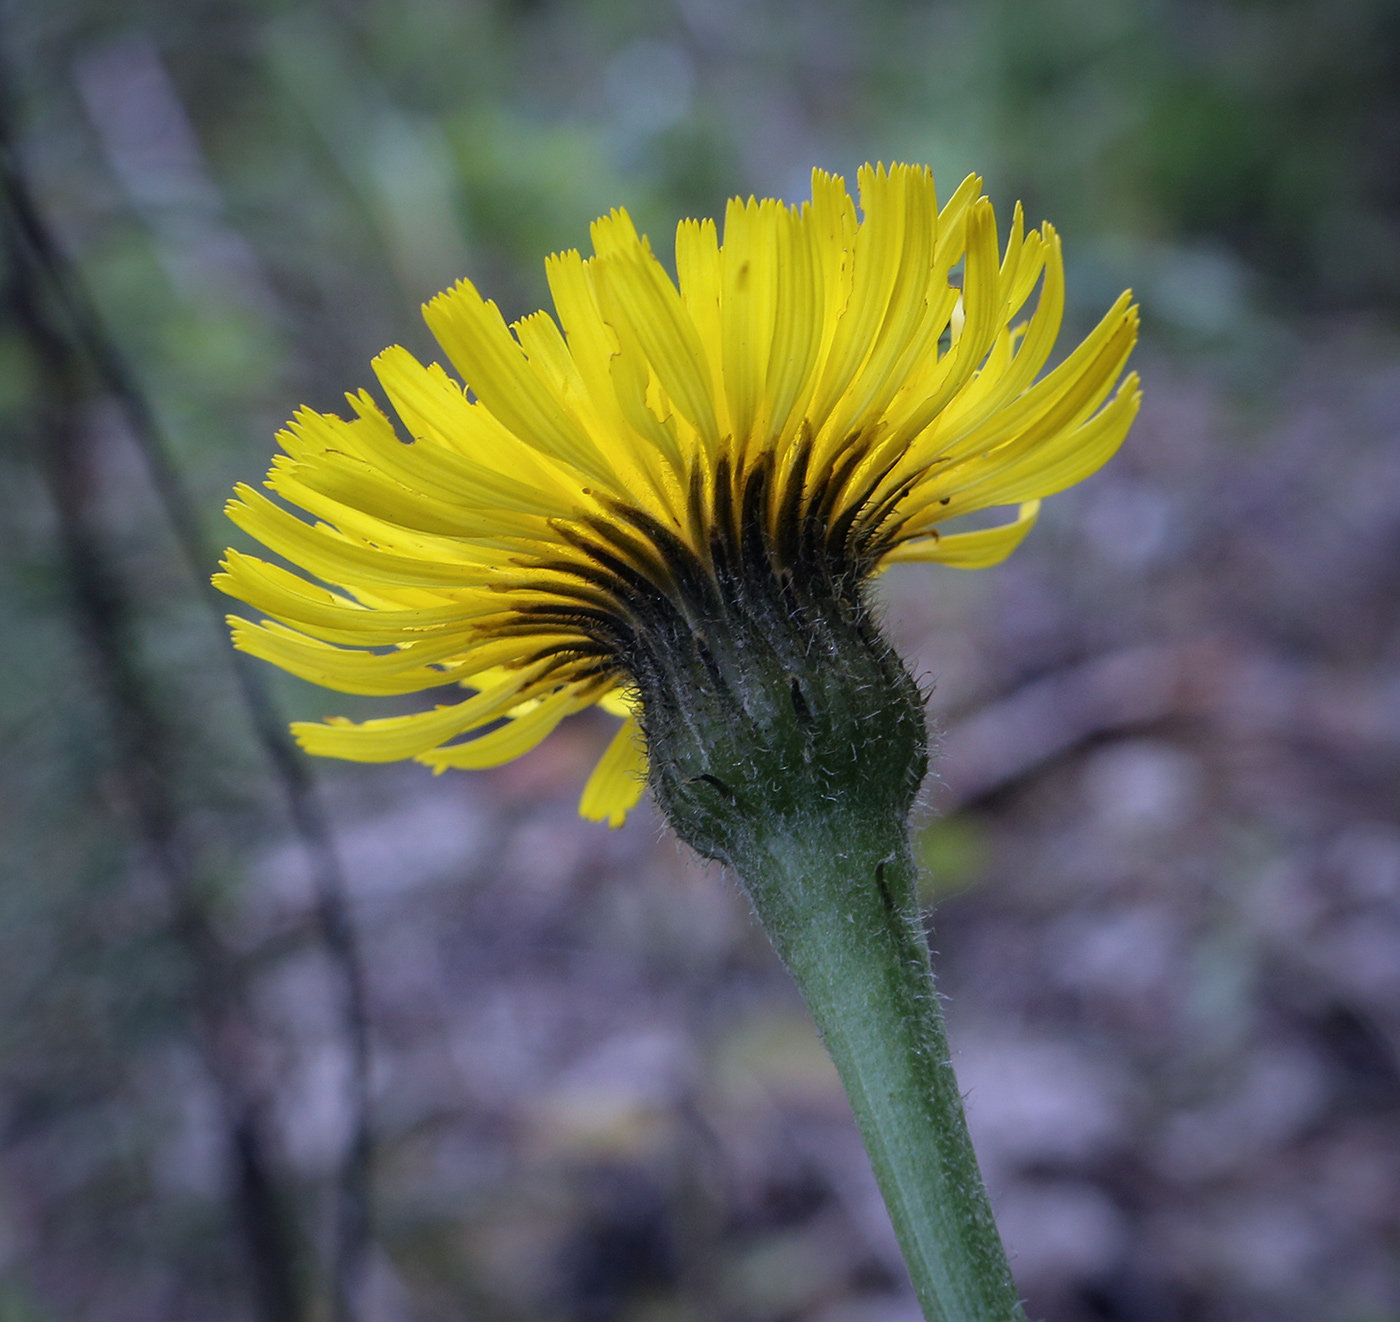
[937,645,1187,810]
[1,156,304,1322]
[0,59,373,1322]
[933,633,1400,814]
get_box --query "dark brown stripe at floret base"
[481,427,931,734]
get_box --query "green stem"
[630,542,1021,1316]
[734,824,1025,1322]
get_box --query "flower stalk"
[635,546,1024,1321]
[740,828,1024,1322]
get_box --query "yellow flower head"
[217,164,1140,828]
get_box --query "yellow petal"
[827,165,941,437]
[370,348,580,508]
[593,245,720,451]
[225,486,497,590]
[808,168,858,365]
[416,687,590,772]
[291,667,553,762]
[214,550,491,645]
[269,452,543,542]
[806,164,909,442]
[964,377,1142,506]
[675,216,731,439]
[545,248,630,430]
[597,686,637,718]
[578,714,649,827]
[424,278,619,487]
[720,196,781,445]
[882,501,1040,569]
[763,200,825,448]
[229,616,483,695]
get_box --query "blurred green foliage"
[10,0,1400,371]
[919,815,991,903]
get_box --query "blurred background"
[1,1,1399,1320]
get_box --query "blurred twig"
[936,645,1187,810]
[0,60,373,1322]
[1,162,305,1322]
